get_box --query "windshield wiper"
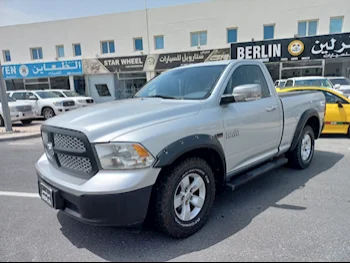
[147,95,180,100]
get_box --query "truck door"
[321,91,349,134]
[221,64,283,174]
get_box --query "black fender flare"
[154,134,226,175]
[289,109,320,152]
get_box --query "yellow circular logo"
[288,40,305,56]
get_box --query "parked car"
[7,90,77,120]
[278,86,350,137]
[274,79,287,89]
[36,60,325,239]
[284,76,342,91]
[48,90,95,108]
[0,95,35,126]
[327,77,350,98]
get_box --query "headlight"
[10,107,18,113]
[95,143,155,170]
[53,101,63,107]
[78,100,85,103]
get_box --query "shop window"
[191,31,207,47]
[264,25,275,40]
[74,76,86,95]
[73,44,82,56]
[134,38,143,51]
[3,50,11,62]
[101,41,115,54]
[5,79,24,91]
[330,17,343,33]
[56,45,65,58]
[298,20,318,37]
[155,36,164,50]
[50,77,70,90]
[31,47,43,60]
[227,28,238,43]
[95,84,111,97]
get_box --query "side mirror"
[337,100,343,108]
[232,84,262,103]
[334,84,341,90]
[29,96,38,101]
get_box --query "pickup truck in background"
[0,95,35,126]
[36,60,326,239]
[8,90,78,120]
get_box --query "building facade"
[1,0,349,102]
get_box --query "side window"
[24,92,35,100]
[322,91,347,104]
[224,65,270,98]
[12,93,24,100]
[285,80,294,87]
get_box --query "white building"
[1,0,350,102]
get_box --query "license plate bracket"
[40,182,54,207]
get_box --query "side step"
[226,157,288,191]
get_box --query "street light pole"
[145,0,151,54]
[0,61,13,132]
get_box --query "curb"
[0,133,41,142]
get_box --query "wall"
[87,74,115,103]
[0,0,349,64]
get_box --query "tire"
[21,119,33,125]
[42,108,55,120]
[0,115,4,127]
[155,157,216,239]
[287,125,315,170]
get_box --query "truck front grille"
[63,101,75,107]
[86,99,94,104]
[16,105,32,112]
[41,126,99,177]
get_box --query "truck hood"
[44,98,202,142]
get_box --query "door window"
[12,92,25,100]
[322,91,348,104]
[285,80,294,87]
[224,65,270,98]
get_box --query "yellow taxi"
[278,87,350,137]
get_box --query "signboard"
[1,60,83,79]
[231,32,350,62]
[83,48,231,75]
[155,48,230,70]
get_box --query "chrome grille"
[63,101,75,107]
[57,154,92,174]
[16,105,32,112]
[53,133,86,152]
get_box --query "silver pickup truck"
[36,60,325,239]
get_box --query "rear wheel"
[287,125,315,169]
[21,119,33,125]
[155,157,216,239]
[42,108,55,120]
[0,115,4,127]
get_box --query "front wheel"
[43,108,55,120]
[287,125,315,169]
[155,157,216,239]
[21,119,33,125]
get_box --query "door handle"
[266,106,277,112]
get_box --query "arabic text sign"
[1,60,83,79]
[231,32,350,62]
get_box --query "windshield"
[0,95,16,103]
[63,91,81,97]
[36,91,61,99]
[134,65,226,100]
[51,91,65,98]
[329,78,350,86]
[294,79,332,88]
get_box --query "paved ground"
[0,121,42,141]
[0,137,350,262]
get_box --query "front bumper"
[10,111,35,122]
[36,155,160,226]
[54,106,78,115]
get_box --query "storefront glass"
[116,73,147,100]
[50,77,70,90]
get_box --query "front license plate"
[40,182,53,207]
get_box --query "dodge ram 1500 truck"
[36,60,325,239]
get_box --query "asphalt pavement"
[0,137,350,262]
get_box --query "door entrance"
[280,60,325,79]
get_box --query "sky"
[0,0,209,27]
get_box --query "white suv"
[8,90,78,120]
[48,90,94,108]
[0,95,35,126]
